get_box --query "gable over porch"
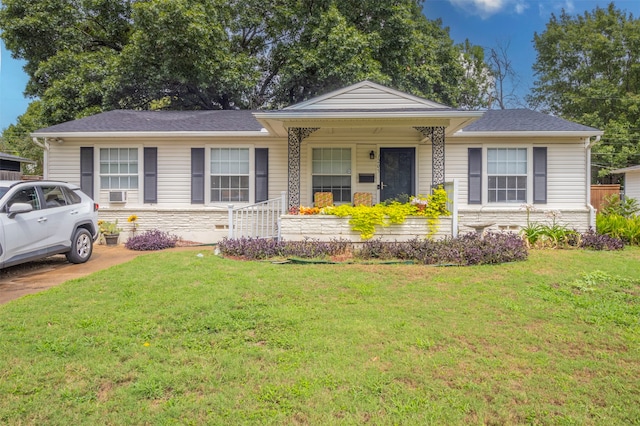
[254,81,483,209]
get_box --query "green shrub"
[600,194,639,218]
[596,213,640,245]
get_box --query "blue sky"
[2,0,640,130]
[423,0,640,106]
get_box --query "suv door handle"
[37,217,48,223]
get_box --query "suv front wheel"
[66,228,93,264]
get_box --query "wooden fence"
[591,184,620,212]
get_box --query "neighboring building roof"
[458,109,601,133]
[33,110,263,134]
[0,152,35,164]
[611,165,640,174]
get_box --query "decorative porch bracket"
[287,127,319,210]
[414,126,446,186]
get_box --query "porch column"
[287,127,319,210]
[414,126,446,186]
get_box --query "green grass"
[1,248,639,425]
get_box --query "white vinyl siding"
[623,172,640,201]
[289,82,444,110]
[546,143,587,206]
[446,138,588,209]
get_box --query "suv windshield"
[0,187,9,199]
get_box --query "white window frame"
[206,145,255,205]
[98,147,141,191]
[484,146,533,204]
[309,146,354,205]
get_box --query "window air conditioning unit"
[109,190,127,203]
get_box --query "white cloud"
[561,0,575,13]
[537,1,576,18]
[447,0,529,18]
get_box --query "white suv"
[0,180,99,268]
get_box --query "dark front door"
[379,148,415,202]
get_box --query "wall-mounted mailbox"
[358,173,375,183]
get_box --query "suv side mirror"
[8,202,34,219]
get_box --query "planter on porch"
[279,215,453,242]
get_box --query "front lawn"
[1,248,639,424]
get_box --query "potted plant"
[98,220,122,245]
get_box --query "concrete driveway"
[0,244,205,305]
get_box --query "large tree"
[0,0,489,164]
[528,3,640,178]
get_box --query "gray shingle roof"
[32,107,600,135]
[461,109,600,133]
[34,110,263,133]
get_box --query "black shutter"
[468,148,482,204]
[144,147,157,203]
[80,147,94,199]
[255,148,268,203]
[191,148,205,204]
[533,147,547,204]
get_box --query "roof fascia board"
[611,165,640,173]
[279,118,451,129]
[30,131,271,138]
[453,130,604,138]
[254,110,483,120]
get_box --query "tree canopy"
[529,3,640,178]
[1,0,489,117]
[0,0,491,167]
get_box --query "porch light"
[369,150,375,160]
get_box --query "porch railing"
[227,192,287,241]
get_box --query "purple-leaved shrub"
[217,237,351,260]
[125,229,178,251]
[219,233,529,265]
[579,229,624,251]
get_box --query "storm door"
[379,148,415,202]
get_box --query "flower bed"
[284,188,452,240]
[280,215,453,242]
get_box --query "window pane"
[99,148,139,190]
[487,148,527,203]
[211,149,250,202]
[311,148,351,202]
